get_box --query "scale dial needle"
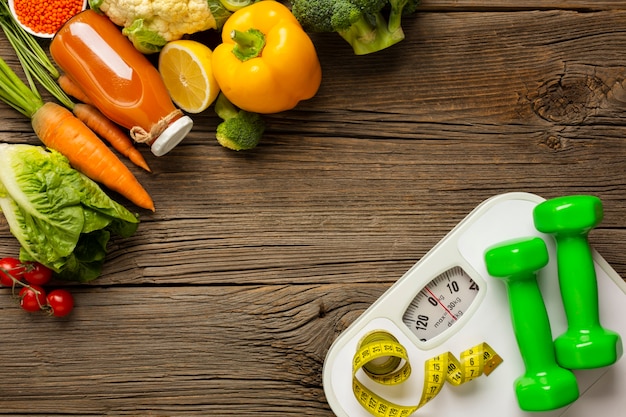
[424,287,458,320]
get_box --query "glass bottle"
[50,10,192,156]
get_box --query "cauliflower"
[88,0,232,54]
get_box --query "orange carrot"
[58,74,93,105]
[72,103,151,172]
[31,102,155,212]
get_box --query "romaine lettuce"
[0,144,139,282]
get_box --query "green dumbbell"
[534,195,622,369]
[485,237,579,411]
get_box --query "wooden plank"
[420,1,626,9]
[0,285,379,416]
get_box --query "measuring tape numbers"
[352,331,503,417]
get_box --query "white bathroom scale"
[322,192,626,417]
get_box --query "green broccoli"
[214,93,266,151]
[290,0,420,55]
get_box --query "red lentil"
[13,0,84,35]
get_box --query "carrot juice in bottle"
[50,10,192,156]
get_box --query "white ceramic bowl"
[8,0,88,39]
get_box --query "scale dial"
[402,266,480,342]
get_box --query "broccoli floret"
[214,94,265,151]
[290,0,420,55]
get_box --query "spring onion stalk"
[0,56,43,118]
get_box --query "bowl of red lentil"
[8,0,87,39]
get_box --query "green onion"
[0,55,43,118]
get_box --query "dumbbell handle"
[554,235,601,329]
[506,273,560,372]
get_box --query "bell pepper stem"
[230,28,266,62]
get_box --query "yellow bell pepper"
[211,1,322,114]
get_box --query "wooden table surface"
[2,1,626,416]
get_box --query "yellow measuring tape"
[353,331,503,417]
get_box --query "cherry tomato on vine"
[22,261,53,286]
[0,257,25,287]
[19,285,47,312]
[46,289,74,317]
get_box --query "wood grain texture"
[1,2,626,416]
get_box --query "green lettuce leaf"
[0,144,139,282]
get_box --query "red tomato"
[22,261,53,286]
[46,289,74,317]
[0,257,25,287]
[19,285,47,312]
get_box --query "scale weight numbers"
[402,266,480,343]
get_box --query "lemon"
[158,40,220,114]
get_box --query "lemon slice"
[158,40,220,114]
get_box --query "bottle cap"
[150,115,193,156]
